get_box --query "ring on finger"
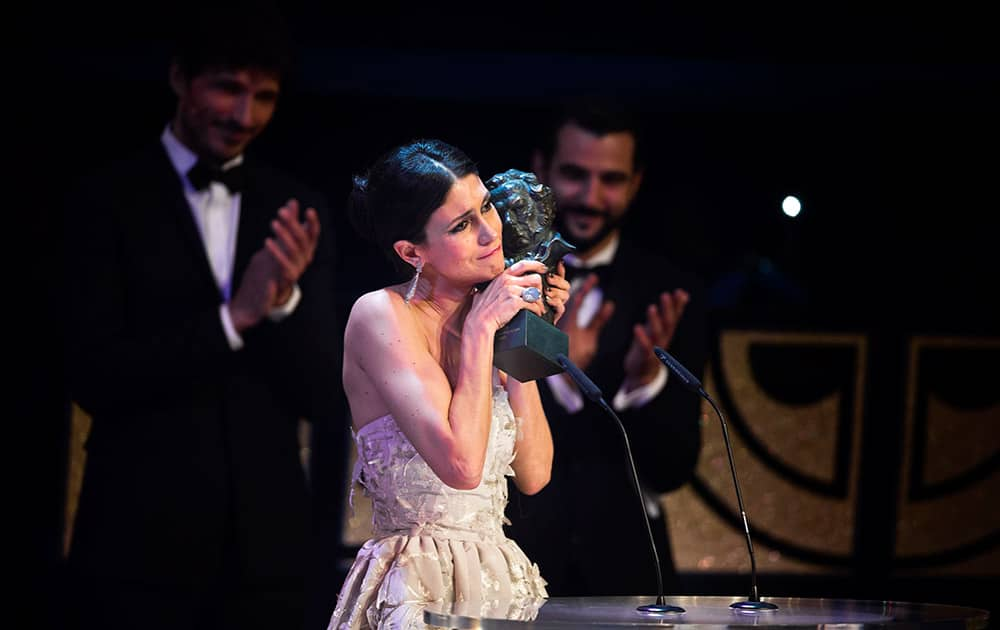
[520,286,542,303]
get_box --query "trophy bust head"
[485,169,573,379]
[486,169,576,325]
[485,169,576,273]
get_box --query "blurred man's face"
[170,65,280,162]
[535,122,643,253]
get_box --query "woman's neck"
[407,274,472,338]
[406,275,476,384]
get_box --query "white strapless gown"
[327,385,548,629]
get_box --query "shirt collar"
[160,124,244,183]
[563,232,620,269]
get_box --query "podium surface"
[423,596,989,629]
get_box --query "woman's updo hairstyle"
[348,139,479,276]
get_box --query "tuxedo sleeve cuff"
[545,372,584,414]
[612,364,668,412]
[219,304,245,351]
[268,284,301,322]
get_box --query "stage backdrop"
[52,10,998,615]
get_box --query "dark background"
[37,4,1000,332]
[21,3,999,626]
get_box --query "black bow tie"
[564,261,611,285]
[187,160,245,193]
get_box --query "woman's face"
[418,173,505,286]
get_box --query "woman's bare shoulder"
[345,286,412,342]
[348,286,404,321]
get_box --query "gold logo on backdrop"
[665,330,867,574]
[896,337,1000,576]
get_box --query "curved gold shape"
[895,336,1000,575]
[666,330,866,572]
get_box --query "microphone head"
[653,346,703,393]
[556,353,604,403]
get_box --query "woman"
[328,139,569,629]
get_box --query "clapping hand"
[557,273,615,371]
[264,198,320,304]
[622,289,689,392]
[229,199,321,332]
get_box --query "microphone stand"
[555,354,684,615]
[653,347,778,612]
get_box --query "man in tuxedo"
[505,101,707,596]
[63,6,340,629]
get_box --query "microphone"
[652,346,704,394]
[554,353,684,615]
[653,347,778,612]
[555,353,602,402]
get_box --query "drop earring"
[404,259,423,304]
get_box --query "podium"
[423,596,990,629]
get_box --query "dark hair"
[537,97,645,171]
[348,139,479,275]
[171,0,293,80]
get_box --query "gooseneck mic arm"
[554,353,684,615]
[556,353,603,403]
[652,347,778,612]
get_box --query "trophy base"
[493,310,568,382]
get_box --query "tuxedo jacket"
[64,142,341,588]
[505,237,707,596]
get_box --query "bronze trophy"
[486,169,576,382]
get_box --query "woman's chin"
[462,260,505,287]
[488,260,506,277]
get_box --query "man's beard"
[555,205,624,254]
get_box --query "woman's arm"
[505,261,567,494]
[504,376,553,495]
[346,260,548,490]
[345,290,493,489]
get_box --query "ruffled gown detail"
[327,385,547,629]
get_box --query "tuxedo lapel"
[148,144,222,300]
[232,161,272,289]
[598,252,634,354]
[148,147,276,303]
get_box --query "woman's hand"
[467,260,548,333]
[544,261,571,324]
